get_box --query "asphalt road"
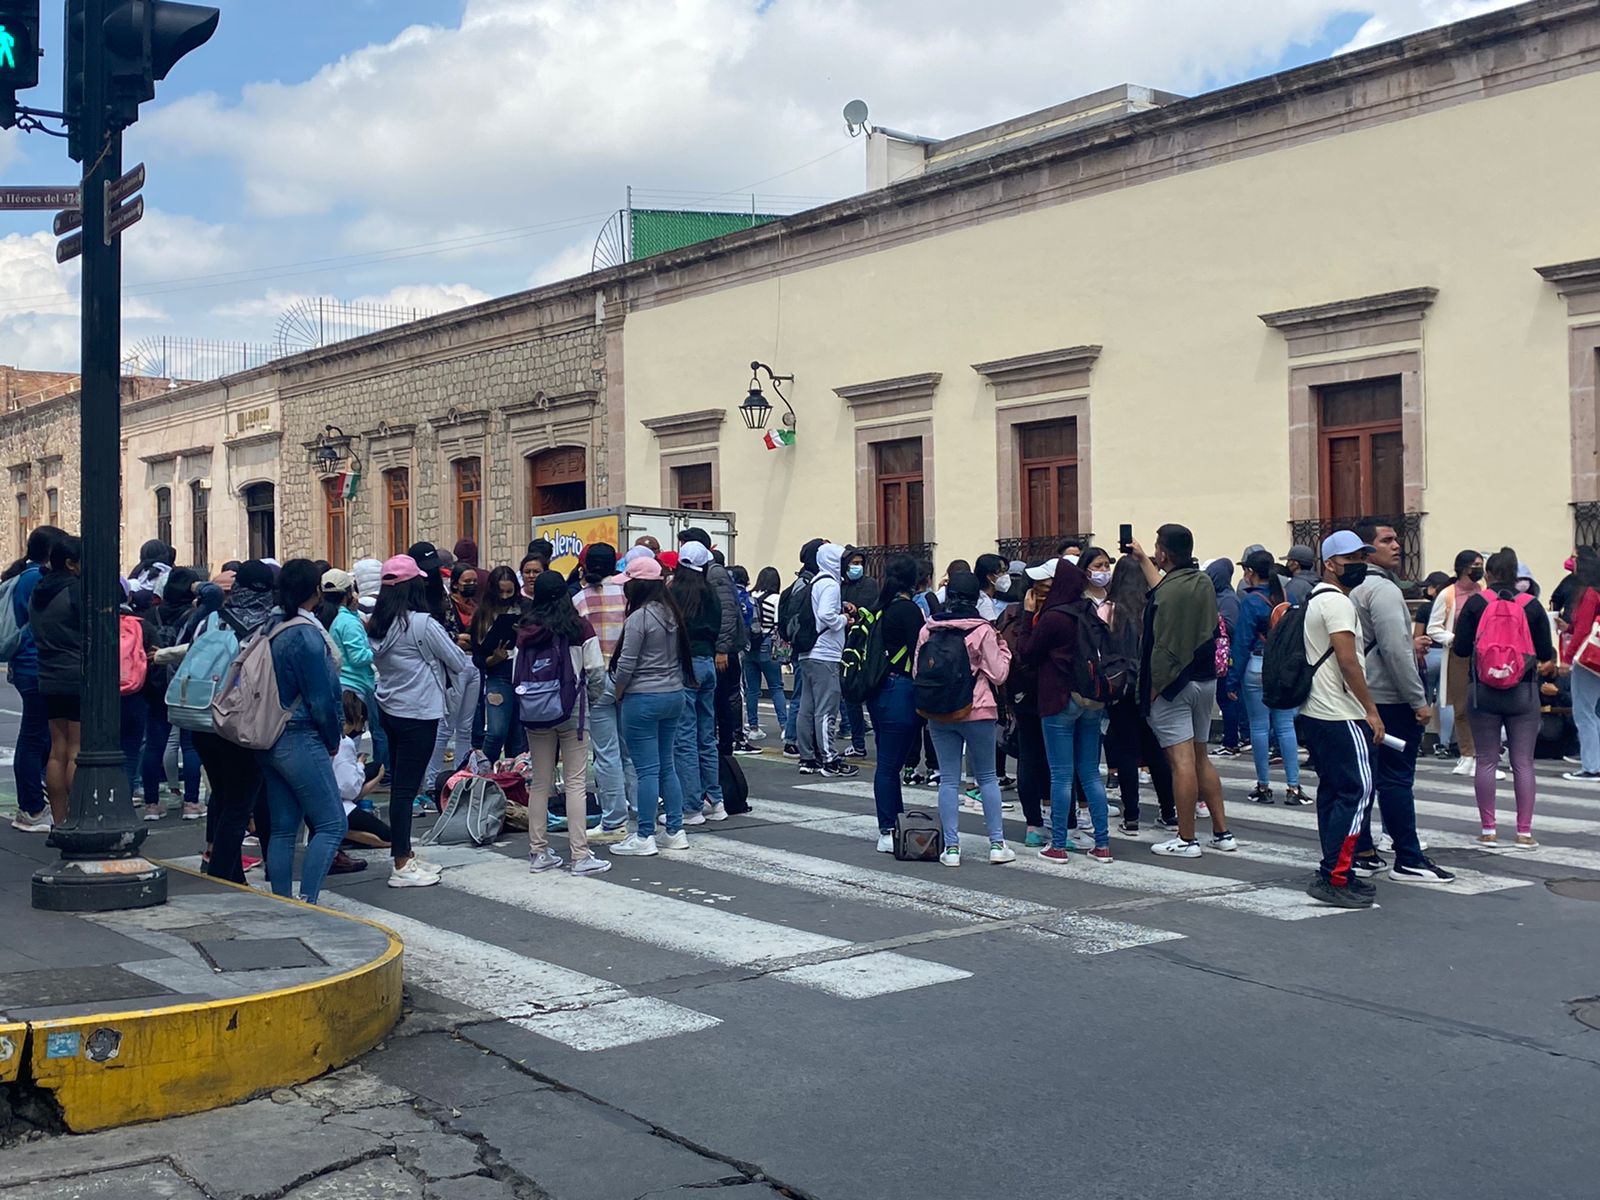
[64,734,1599,1200]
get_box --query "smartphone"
[1119,523,1133,553]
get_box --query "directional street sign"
[103,161,145,246]
[0,186,81,210]
[53,207,82,236]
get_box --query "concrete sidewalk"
[0,833,401,1133]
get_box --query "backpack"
[735,585,755,628]
[914,624,978,722]
[211,616,313,749]
[1070,600,1133,708]
[1261,593,1334,711]
[0,574,22,662]
[1473,593,1535,691]
[514,632,582,730]
[840,606,906,705]
[421,771,508,847]
[166,612,245,732]
[893,809,942,861]
[1213,614,1231,679]
[781,575,819,655]
[142,610,185,695]
[720,753,751,815]
[119,614,149,696]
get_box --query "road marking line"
[441,857,972,998]
[321,894,721,1052]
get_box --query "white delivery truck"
[530,505,738,577]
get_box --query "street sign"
[102,160,144,245]
[55,230,82,263]
[106,193,142,243]
[106,161,144,206]
[0,186,81,210]
[53,207,82,236]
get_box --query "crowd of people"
[2,513,1588,909]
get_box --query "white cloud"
[1337,1,1516,52]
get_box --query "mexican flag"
[762,428,795,451]
[335,471,360,499]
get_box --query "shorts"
[1149,679,1217,749]
[44,693,82,722]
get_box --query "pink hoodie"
[913,616,1011,722]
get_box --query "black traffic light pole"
[32,0,163,911]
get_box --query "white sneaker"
[999,798,1016,812]
[10,810,53,833]
[1378,832,1431,853]
[388,861,441,888]
[571,856,613,876]
[528,849,564,873]
[409,857,444,875]
[1152,836,1202,858]
[939,846,960,868]
[1066,829,1094,850]
[1209,832,1239,852]
[611,834,658,857]
[682,810,707,827]
[705,802,728,822]
[745,726,767,742]
[959,797,985,815]
[876,833,894,853]
[988,842,1016,865]
[659,830,690,851]
[1452,756,1476,777]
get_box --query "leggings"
[1104,698,1175,826]
[1013,711,1047,828]
[1468,707,1538,835]
[382,711,439,862]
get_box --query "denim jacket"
[269,613,343,754]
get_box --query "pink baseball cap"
[624,555,663,581]
[381,554,423,583]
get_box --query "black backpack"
[1261,592,1334,710]
[914,624,977,721]
[1070,599,1133,707]
[841,606,908,705]
[781,575,819,655]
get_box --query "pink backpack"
[119,614,148,695]
[1213,615,1231,679]
[1474,593,1535,690]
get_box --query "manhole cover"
[1572,999,1600,1033]
[1546,879,1600,902]
[195,937,326,973]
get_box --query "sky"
[0,0,1521,374]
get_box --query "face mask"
[1515,579,1531,593]
[1338,561,1369,590]
[459,584,477,598]
[1469,568,1484,583]
[1089,570,1112,588]
[993,575,1011,595]
[846,565,864,581]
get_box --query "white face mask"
[1088,570,1112,588]
[993,575,1011,595]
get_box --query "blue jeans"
[120,693,146,804]
[257,724,347,904]
[842,696,867,752]
[1574,664,1600,774]
[867,673,917,833]
[1219,687,1245,749]
[742,636,789,731]
[360,685,389,770]
[143,707,199,806]
[928,719,1004,846]
[1426,646,1453,749]
[782,663,803,743]
[676,655,722,810]
[1042,701,1110,849]
[590,676,628,830]
[622,689,686,838]
[12,684,51,817]
[481,668,528,763]
[1241,656,1300,788]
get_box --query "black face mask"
[1468,568,1484,583]
[1338,562,1369,590]
[459,584,478,598]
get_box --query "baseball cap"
[406,541,443,573]
[677,541,712,572]
[624,555,663,581]
[320,568,354,594]
[1024,558,1059,581]
[658,550,680,572]
[1319,530,1375,560]
[1238,543,1266,565]
[381,554,424,583]
[1286,544,1316,568]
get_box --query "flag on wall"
[762,429,795,451]
[336,471,360,499]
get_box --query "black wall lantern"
[310,424,359,472]
[739,361,795,431]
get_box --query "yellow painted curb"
[0,1021,24,1084]
[26,865,404,1132]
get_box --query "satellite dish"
[843,99,870,136]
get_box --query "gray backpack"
[211,616,312,749]
[421,772,508,847]
[893,809,943,862]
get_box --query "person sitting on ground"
[333,689,392,851]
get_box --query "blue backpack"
[735,584,755,627]
[166,611,246,732]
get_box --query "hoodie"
[1204,559,1240,634]
[913,614,1011,723]
[805,543,850,663]
[1015,558,1090,718]
[29,569,83,697]
[515,616,604,726]
[372,610,472,721]
[1140,564,1218,710]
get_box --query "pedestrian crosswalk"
[169,752,1597,1057]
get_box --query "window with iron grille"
[454,457,481,545]
[155,486,172,546]
[385,468,411,558]
[674,463,714,511]
[874,439,925,546]
[190,481,209,572]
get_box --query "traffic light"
[0,1,42,130]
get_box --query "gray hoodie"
[804,543,850,663]
[1351,564,1427,709]
[612,601,686,696]
[371,610,471,720]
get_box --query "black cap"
[945,570,981,605]
[678,527,712,549]
[407,541,443,573]
[586,542,618,578]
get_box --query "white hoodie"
[805,543,850,663]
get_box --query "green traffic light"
[0,24,16,72]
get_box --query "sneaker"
[733,744,764,757]
[1246,784,1273,804]
[1039,846,1071,863]
[388,861,441,888]
[1155,814,1181,831]
[928,771,941,787]
[413,795,434,814]
[1117,822,1140,838]
[1087,846,1114,865]
[1152,837,1202,858]
[410,857,443,875]
[876,832,894,853]
[1268,749,1283,765]
[242,855,263,872]
[529,849,565,873]
[963,786,982,802]
[822,761,860,779]
[1350,853,1388,878]
[1209,831,1238,852]
[1389,858,1456,885]
[997,775,1016,790]
[611,834,659,856]
[1562,771,1600,783]
[242,834,260,849]
[181,802,204,821]
[1282,786,1313,807]
[842,746,868,759]
[329,851,368,874]
[1512,834,1540,850]
[1307,875,1372,908]
[939,846,960,868]
[10,809,52,833]
[589,824,629,844]
[782,743,801,758]
[1106,801,1121,817]
[1433,744,1455,760]
[911,771,928,786]
[1475,831,1498,847]
[682,809,707,827]
[1211,745,1240,758]
[1066,829,1093,850]
[959,795,985,815]
[659,830,690,851]
[142,804,162,822]
[571,856,613,876]
[705,801,728,822]
[1451,756,1476,777]
[745,726,767,742]
[1563,754,1582,765]
[798,760,824,774]
[1023,828,1048,848]
[1344,873,1378,898]
[901,767,916,786]
[988,841,1016,864]
[999,798,1016,812]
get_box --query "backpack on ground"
[0,574,22,663]
[914,624,978,722]
[514,633,582,730]
[1260,595,1333,711]
[421,771,507,847]
[211,616,313,749]
[841,606,905,705]
[720,753,751,815]
[166,612,245,731]
[1070,600,1133,708]
[119,614,148,696]
[781,575,819,655]
[1474,593,1535,690]
[893,809,942,861]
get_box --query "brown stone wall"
[0,395,83,559]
